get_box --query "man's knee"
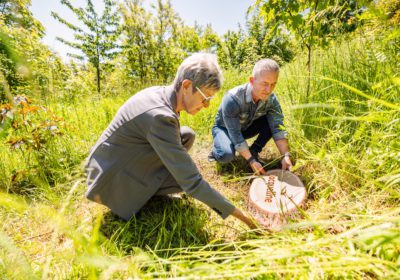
[214,150,235,163]
[180,126,196,151]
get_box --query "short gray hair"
[173,53,223,92]
[252,59,280,78]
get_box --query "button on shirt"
[213,83,288,152]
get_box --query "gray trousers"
[155,126,195,195]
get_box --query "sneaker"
[208,151,216,162]
[169,193,182,199]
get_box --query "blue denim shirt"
[213,83,287,152]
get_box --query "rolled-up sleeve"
[266,95,288,140]
[146,114,235,219]
[221,95,249,152]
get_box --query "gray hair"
[173,53,223,92]
[252,59,280,78]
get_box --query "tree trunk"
[306,0,319,101]
[306,44,311,101]
[96,65,101,96]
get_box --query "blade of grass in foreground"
[319,76,400,110]
[0,231,38,280]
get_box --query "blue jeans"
[212,116,272,163]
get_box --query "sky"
[30,0,254,60]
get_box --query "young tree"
[245,8,294,64]
[0,0,48,101]
[120,0,156,83]
[152,0,183,83]
[251,0,369,98]
[0,0,44,33]
[179,23,202,55]
[219,27,247,69]
[51,0,121,95]
[121,0,224,84]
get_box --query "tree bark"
[96,65,101,95]
[306,43,311,100]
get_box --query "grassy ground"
[0,29,399,279]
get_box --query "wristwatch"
[246,155,257,164]
[283,152,291,158]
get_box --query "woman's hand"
[231,208,258,230]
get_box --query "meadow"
[0,27,399,279]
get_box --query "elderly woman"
[85,53,256,229]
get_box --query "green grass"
[0,29,399,279]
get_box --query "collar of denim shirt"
[245,83,254,103]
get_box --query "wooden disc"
[248,169,307,227]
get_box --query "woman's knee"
[180,126,196,151]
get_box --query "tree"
[219,27,247,69]
[0,0,44,33]
[0,0,49,101]
[152,0,184,83]
[251,0,369,98]
[217,10,294,71]
[120,0,156,83]
[179,23,202,54]
[199,24,221,53]
[51,0,121,95]
[122,0,202,84]
[245,8,294,64]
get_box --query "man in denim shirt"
[209,59,293,174]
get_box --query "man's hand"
[239,149,267,175]
[250,160,267,175]
[281,155,293,171]
[275,139,293,171]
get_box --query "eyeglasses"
[196,86,214,106]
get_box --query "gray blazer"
[85,85,235,220]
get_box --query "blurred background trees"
[1,0,398,100]
[51,0,121,95]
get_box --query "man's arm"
[221,95,266,174]
[238,149,267,175]
[275,138,293,170]
[266,95,293,170]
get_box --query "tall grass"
[1,29,399,279]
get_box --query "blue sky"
[30,0,254,60]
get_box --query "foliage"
[0,1,69,103]
[151,0,184,83]
[251,0,371,97]
[217,9,295,72]
[120,0,224,85]
[377,0,400,24]
[252,0,368,53]
[0,0,44,33]
[120,0,157,83]
[121,0,186,84]
[51,0,121,94]
[0,0,42,100]
[0,95,73,193]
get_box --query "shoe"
[169,193,182,199]
[208,151,216,162]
